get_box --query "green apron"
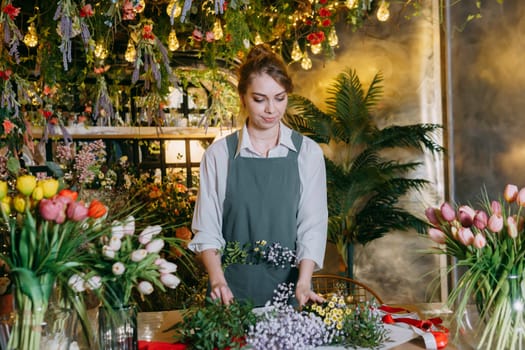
[222,130,302,307]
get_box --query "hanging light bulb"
[301,51,312,70]
[291,41,302,62]
[23,22,38,48]
[254,33,263,45]
[212,20,223,40]
[94,41,108,59]
[328,27,338,47]
[377,1,390,22]
[166,0,182,17]
[310,42,322,55]
[345,0,358,9]
[168,29,180,51]
[135,0,146,13]
[124,41,136,62]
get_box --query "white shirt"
[189,122,328,270]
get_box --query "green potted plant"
[285,68,444,277]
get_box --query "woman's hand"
[295,282,324,307]
[210,281,234,305]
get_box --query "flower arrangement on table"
[172,282,388,350]
[0,162,112,350]
[424,184,525,349]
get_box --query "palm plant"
[285,68,444,276]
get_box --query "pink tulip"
[160,273,181,289]
[428,228,446,244]
[458,227,475,246]
[473,233,486,249]
[491,201,502,216]
[138,281,154,295]
[504,184,519,203]
[39,198,64,222]
[68,274,86,293]
[488,214,504,233]
[473,210,488,230]
[507,216,518,238]
[146,238,164,253]
[440,202,456,222]
[66,201,88,221]
[425,207,440,226]
[155,258,167,266]
[458,205,476,227]
[517,188,525,207]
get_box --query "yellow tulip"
[13,195,26,213]
[31,186,44,201]
[40,178,59,198]
[1,197,11,215]
[16,175,37,196]
[0,181,7,200]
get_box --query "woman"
[189,44,328,307]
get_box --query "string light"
[301,51,312,70]
[254,33,263,45]
[310,43,322,55]
[377,1,390,22]
[212,20,223,40]
[166,0,182,17]
[124,40,136,62]
[94,41,108,59]
[23,22,38,48]
[168,29,180,51]
[328,27,338,47]
[345,0,358,9]
[291,41,302,62]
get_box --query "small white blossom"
[146,238,164,253]
[137,281,154,295]
[160,273,180,289]
[112,262,126,275]
[131,249,148,262]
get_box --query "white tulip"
[131,249,148,262]
[160,273,180,289]
[103,246,116,259]
[112,262,126,275]
[137,281,154,295]
[139,225,162,244]
[109,236,122,251]
[146,239,164,253]
[68,274,86,293]
[159,261,178,274]
[86,276,102,290]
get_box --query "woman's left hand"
[295,282,324,307]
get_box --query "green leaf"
[10,267,44,305]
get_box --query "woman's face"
[242,73,288,131]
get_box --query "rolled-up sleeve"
[188,141,227,253]
[295,138,328,270]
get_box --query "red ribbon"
[381,307,449,349]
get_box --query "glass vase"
[98,304,138,350]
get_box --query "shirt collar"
[235,121,297,158]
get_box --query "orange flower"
[3,119,15,134]
[88,199,107,218]
[175,227,192,241]
[58,189,79,202]
[79,4,94,17]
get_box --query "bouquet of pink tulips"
[425,184,525,349]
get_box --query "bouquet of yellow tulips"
[425,184,525,349]
[0,164,112,350]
